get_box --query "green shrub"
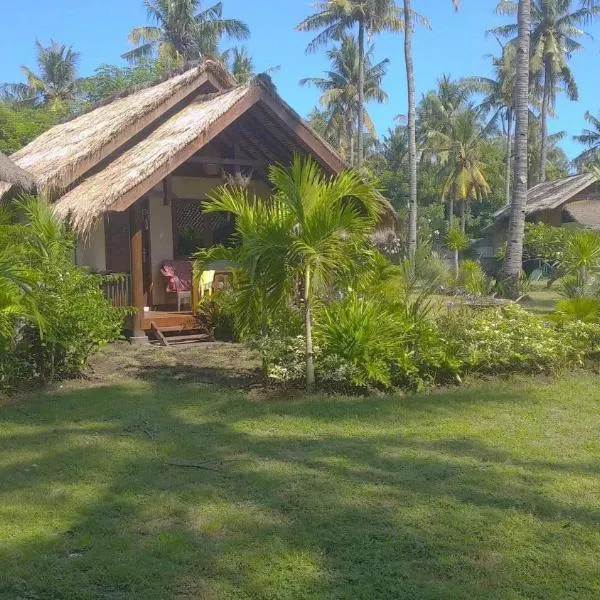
[457,260,491,295]
[0,200,124,390]
[316,294,408,389]
[452,305,576,374]
[196,293,238,341]
[256,335,308,384]
[0,265,124,387]
[554,298,600,323]
[414,249,452,287]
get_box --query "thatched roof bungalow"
[5,60,382,342]
[477,172,600,270]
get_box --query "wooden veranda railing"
[101,273,131,308]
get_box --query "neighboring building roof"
[0,152,36,198]
[564,199,600,230]
[494,173,598,220]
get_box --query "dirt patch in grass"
[73,341,263,391]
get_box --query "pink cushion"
[161,261,192,293]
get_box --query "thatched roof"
[494,173,599,220]
[53,84,252,232]
[9,60,387,236]
[564,200,600,230]
[10,60,234,195]
[0,152,36,198]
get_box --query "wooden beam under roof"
[187,156,267,168]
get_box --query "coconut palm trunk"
[539,59,551,184]
[505,108,513,205]
[499,0,531,297]
[448,197,454,229]
[304,265,315,391]
[454,249,459,279]
[347,118,355,166]
[460,201,467,233]
[404,0,418,259]
[357,18,366,168]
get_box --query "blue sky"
[1,0,599,160]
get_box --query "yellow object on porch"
[199,270,216,296]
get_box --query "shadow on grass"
[1,378,599,599]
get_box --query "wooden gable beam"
[108,86,263,212]
[255,94,346,174]
[104,84,345,214]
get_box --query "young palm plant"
[563,229,600,290]
[194,156,382,389]
[445,227,470,280]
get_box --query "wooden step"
[162,333,212,345]
[150,320,212,346]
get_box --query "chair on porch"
[160,261,192,312]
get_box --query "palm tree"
[2,40,80,110]
[492,0,599,184]
[425,109,492,231]
[498,0,531,296]
[573,111,600,168]
[300,35,389,165]
[528,117,569,183]
[195,156,382,389]
[404,0,458,258]
[297,0,402,168]
[462,43,517,205]
[123,0,250,66]
[223,46,254,83]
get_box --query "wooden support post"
[129,202,149,343]
[191,278,199,315]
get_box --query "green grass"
[520,282,562,316]
[1,345,600,599]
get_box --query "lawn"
[1,343,599,599]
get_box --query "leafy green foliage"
[457,260,491,295]
[79,60,161,106]
[554,298,600,324]
[316,294,408,389]
[0,103,63,154]
[445,227,469,252]
[196,292,239,342]
[446,304,596,374]
[0,199,123,389]
[194,156,382,388]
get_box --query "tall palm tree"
[297,0,402,168]
[195,156,382,389]
[573,110,600,167]
[123,0,250,66]
[462,43,517,205]
[2,40,80,110]
[498,0,531,296]
[425,109,492,232]
[300,35,389,165]
[404,0,458,257]
[492,0,599,183]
